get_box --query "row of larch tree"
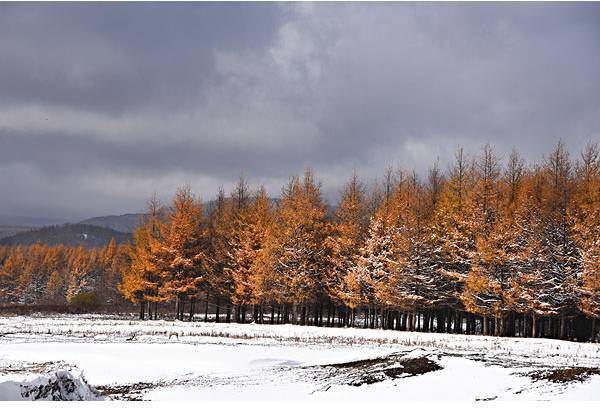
[0,141,598,341]
[0,239,125,306]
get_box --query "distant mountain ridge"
[79,213,144,233]
[0,224,131,248]
[0,198,283,245]
[0,226,33,240]
[77,202,225,233]
[0,215,68,227]
[77,198,281,233]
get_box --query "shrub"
[68,292,97,306]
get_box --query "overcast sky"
[1,2,599,221]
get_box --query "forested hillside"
[0,224,131,247]
[0,142,598,342]
[0,226,32,240]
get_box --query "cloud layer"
[1,3,599,220]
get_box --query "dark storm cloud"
[0,3,284,112]
[0,2,599,220]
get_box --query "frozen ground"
[0,314,599,400]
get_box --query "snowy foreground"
[1,314,599,401]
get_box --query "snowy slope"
[0,314,598,400]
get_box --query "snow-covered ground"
[0,313,599,400]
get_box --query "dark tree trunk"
[204,292,209,322]
[271,303,275,325]
[454,311,461,334]
[189,298,195,322]
[178,295,186,321]
[215,297,221,323]
[559,311,566,340]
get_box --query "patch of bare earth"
[321,354,442,386]
[528,367,600,384]
[0,360,71,375]
[95,382,160,401]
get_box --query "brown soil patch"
[328,357,388,369]
[529,367,600,384]
[383,357,442,378]
[95,382,160,401]
[323,354,442,386]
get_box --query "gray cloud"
[0,3,599,220]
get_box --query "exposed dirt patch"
[383,357,442,378]
[0,360,70,375]
[528,367,600,384]
[475,395,498,401]
[95,381,161,401]
[328,356,388,369]
[320,353,443,386]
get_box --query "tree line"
[0,240,126,306]
[1,141,598,341]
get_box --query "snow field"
[0,314,599,400]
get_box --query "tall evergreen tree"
[326,172,368,312]
[156,186,210,320]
